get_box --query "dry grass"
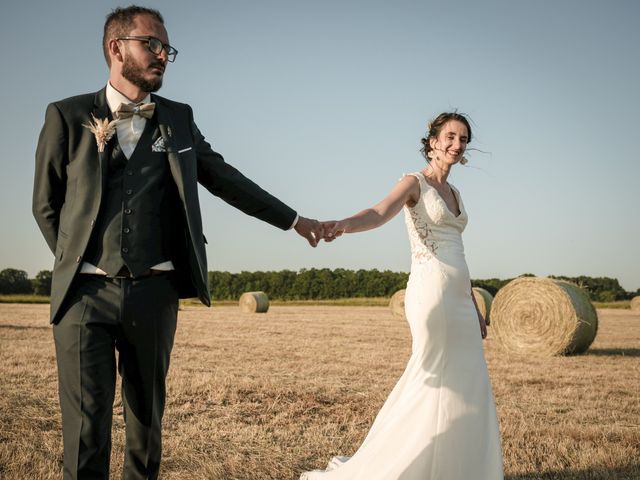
[592,301,631,310]
[0,304,638,479]
[1,295,633,309]
[0,294,50,303]
[180,297,394,307]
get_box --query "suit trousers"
[53,273,179,480]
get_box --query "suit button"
[126,170,134,176]
[123,227,130,233]
[126,189,133,195]
[76,256,82,263]
[124,208,132,214]
[122,247,129,253]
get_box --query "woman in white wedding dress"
[302,113,503,480]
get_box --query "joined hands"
[294,218,349,246]
[318,220,347,243]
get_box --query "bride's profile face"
[430,120,469,165]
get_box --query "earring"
[460,156,468,165]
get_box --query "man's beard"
[122,55,163,93]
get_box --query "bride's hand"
[320,220,347,242]
[477,311,487,340]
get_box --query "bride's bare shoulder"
[399,173,422,208]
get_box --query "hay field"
[0,304,638,479]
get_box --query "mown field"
[0,304,638,479]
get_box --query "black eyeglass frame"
[117,35,178,62]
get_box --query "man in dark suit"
[32,6,322,479]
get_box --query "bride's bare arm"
[323,175,420,239]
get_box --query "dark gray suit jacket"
[33,88,297,323]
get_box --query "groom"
[32,5,322,479]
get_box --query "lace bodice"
[402,172,468,263]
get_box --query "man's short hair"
[103,5,164,67]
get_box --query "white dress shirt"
[106,82,150,159]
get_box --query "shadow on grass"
[586,347,640,357]
[506,462,640,480]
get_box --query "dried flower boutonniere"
[82,114,119,152]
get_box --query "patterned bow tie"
[114,102,156,120]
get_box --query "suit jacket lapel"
[153,95,187,201]
[92,88,112,194]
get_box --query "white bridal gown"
[301,172,504,480]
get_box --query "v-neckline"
[419,172,462,218]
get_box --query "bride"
[302,112,503,479]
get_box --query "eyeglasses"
[117,36,178,62]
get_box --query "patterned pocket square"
[151,136,166,152]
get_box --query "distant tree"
[33,270,53,296]
[204,270,630,303]
[0,268,33,294]
[209,271,233,300]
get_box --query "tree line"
[208,269,408,300]
[1,267,637,302]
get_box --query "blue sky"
[1,0,639,290]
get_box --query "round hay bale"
[239,291,269,313]
[491,277,598,356]
[472,287,494,325]
[631,296,640,311]
[389,289,406,319]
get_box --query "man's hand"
[294,216,324,247]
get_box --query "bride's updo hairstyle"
[420,112,472,164]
